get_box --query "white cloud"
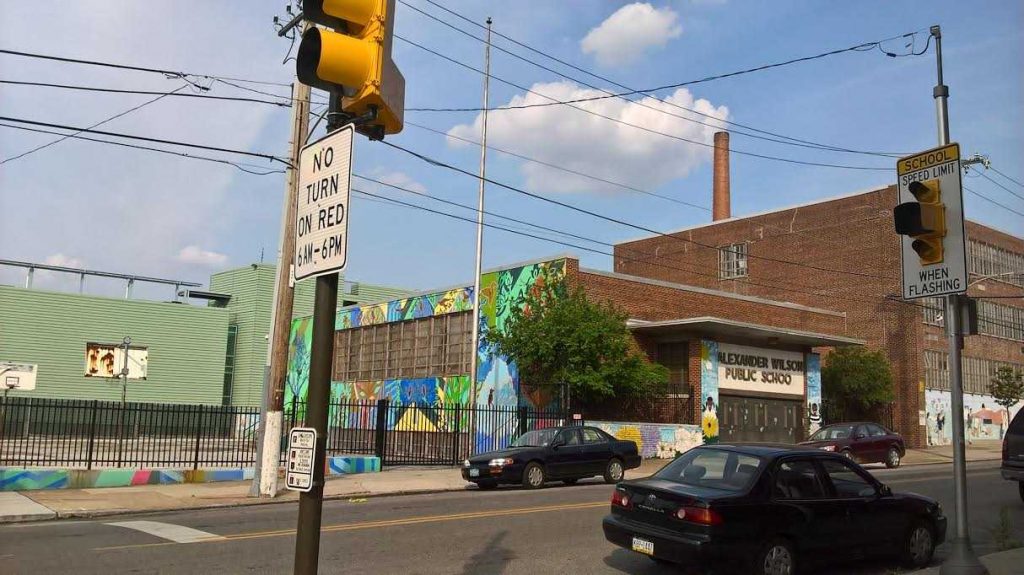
[447,81,729,194]
[44,253,85,269]
[581,3,682,67]
[175,245,228,267]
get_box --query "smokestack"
[713,131,730,221]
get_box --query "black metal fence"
[821,401,897,431]
[0,396,574,469]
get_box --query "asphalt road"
[0,461,1020,575]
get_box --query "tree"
[821,347,895,419]
[485,277,668,402]
[989,366,1024,417]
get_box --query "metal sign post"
[292,118,352,575]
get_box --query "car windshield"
[653,448,764,492]
[512,429,558,447]
[810,424,856,441]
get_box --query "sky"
[1,0,1021,299]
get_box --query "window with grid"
[969,240,1024,287]
[719,243,748,279]
[921,297,945,327]
[923,350,949,391]
[978,301,1024,342]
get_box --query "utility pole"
[933,25,987,575]
[252,23,313,498]
[468,17,492,447]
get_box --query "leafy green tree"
[486,277,668,401]
[821,347,895,419]
[989,366,1024,417]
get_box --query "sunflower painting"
[701,409,719,444]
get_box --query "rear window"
[654,448,763,492]
[810,424,855,441]
[1010,410,1024,434]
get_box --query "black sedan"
[603,444,947,575]
[462,426,641,489]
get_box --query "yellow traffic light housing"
[297,0,405,138]
[894,179,946,265]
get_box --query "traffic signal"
[297,0,405,138]
[893,179,946,265]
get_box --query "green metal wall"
[0,285,229,405]
[209,265,411,407]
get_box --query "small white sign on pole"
[1,362,37,391]
[896,143,967,300]
[286,427,318,492]
[294,125,354,282]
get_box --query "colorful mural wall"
[284,259,567,452]
[924,389,1023,446]
[806,353,822,436]
[590,420,704,459]
[699,340,720,444]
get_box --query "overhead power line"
[402,0,916,159]
[0,123,285,175]
[990,166,1024,189]
[969,167,1024,203]
[0,48,292,87]
[2,84,190,164]
[0,115,290,165]
[396,35,893,173]
[964,184,1024,218]
[0,79,291,107]
[379,139,897,281]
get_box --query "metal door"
[719,395,803,444]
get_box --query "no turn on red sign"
[294,125,354,282]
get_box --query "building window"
[978,301,1024,342]
[968,240,1024,287]
[923,350,1024,395]
[719,243,748,279]
[921,297,945,327]
[222,325,238,405]
[333,312,472,383]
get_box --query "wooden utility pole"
[252,33,312,497]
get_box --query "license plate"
[631,537,654,556]
[469,468,479,477]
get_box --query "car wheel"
[841,449,856,463]
[604,458,625,484]
[562,478,578,486]
[475,480,498,490]
[522,462,545,489]
[754,539,795,575]
[885,447,902,469]
[901,521,935,568]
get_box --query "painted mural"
[806,353,822,436]
[699,340,720,444]
[590,421,704,459]
[924,389,1023,446]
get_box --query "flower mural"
[590,420,704,459]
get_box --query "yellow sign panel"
[897,143,960,176]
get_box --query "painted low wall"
[589,420,703,459]
[1,455,381,491]
[924,389,1023,446]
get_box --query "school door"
[719,395,804,444]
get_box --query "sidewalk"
[2,459,669,523]
[903,440,1004,466]
[907,547,1024,575]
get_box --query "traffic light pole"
[933,25,987,575]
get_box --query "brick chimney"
[713,131,730,221]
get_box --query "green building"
[0,261,410,406]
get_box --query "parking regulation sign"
[294,125,354,281]
[896,143,967,300]
[285,427,317,492]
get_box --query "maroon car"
[800,422,906,468]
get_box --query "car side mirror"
[854,433,866,440]
[550,439,565,449]
[880,484,892,497]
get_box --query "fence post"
[85,400,99,470]
[193,404,205,470]
[517,406,528,438]
[450,404,462,465]
[374,399,388,463]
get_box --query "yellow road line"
[95,500,607,552]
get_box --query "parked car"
[461,426,641,489]
[800,421,906,468]
[603,444,946,574]
[1002,408,1024,502]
